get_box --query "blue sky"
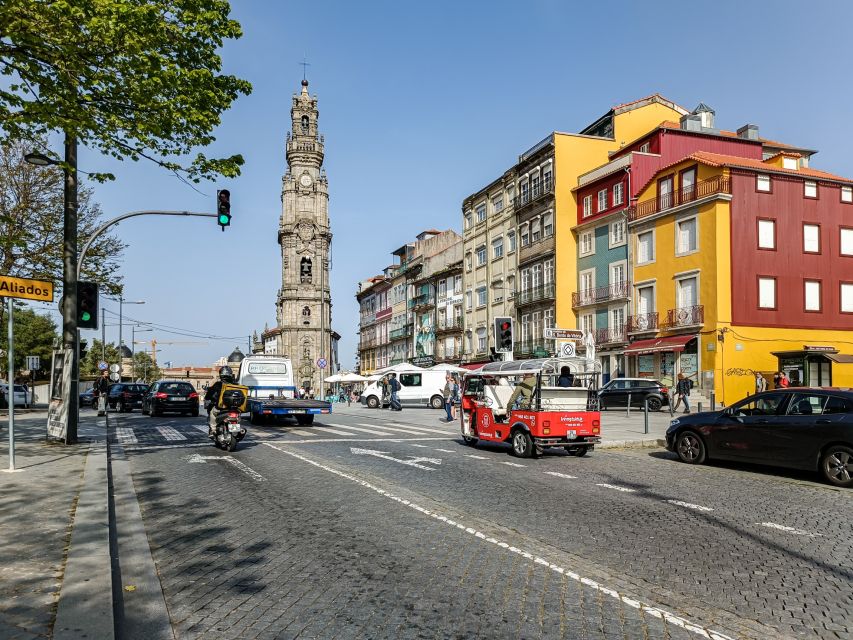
[31,0,853,369]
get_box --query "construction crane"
[132,338,206,365]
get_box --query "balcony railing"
[436,318,464,333]
[389,326,413,341]
[627,176,730,222]
[627,312,658,333]
[513,340,553,358]
[595,326,628,345]
[435,348,464,362]
[390,357,405,365]
[515,282,556,306]
[572,281,631,308]
[517,179,554,208]
[410,293,435,309]
[660,305,704,329]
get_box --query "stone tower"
[275,78,332,392]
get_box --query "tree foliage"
[0,137,125,294]
[0,303,59,376]
[79,339,161,383]
[0,0,252,182]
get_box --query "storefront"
[771,346,853,387]
[624,335,697,387]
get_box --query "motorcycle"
[210,388,247,452]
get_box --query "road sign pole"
[7,296,15,471]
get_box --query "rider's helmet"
[218,366,235,383]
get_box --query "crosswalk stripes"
[311,426,358,436]
[326,423,393,436]
[386,422,457,436]
[155,426,187,441]
[193,425,209,433]
[289,429,316,437]
[358,423,424,435]
[116,427,137,445]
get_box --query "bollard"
[710,391,716,412]
[626,392,631,417]
[643,397,649,434]
[698,401,703,413]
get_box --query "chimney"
[737,124,760,140]
[680,113,703,132]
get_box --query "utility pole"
[63,134,79,444]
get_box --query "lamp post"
[132,325,152,382]
[117,297,144,381]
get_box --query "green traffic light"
[219,214,229,224]
[81,311,91,322]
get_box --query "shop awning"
[827,354,853,364]
[624,335,694,355]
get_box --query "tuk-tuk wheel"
[511,429,535,459]
[568,445,590,457]
[462,435,477,446]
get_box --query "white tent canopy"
[374,363,422,375]
[324,374,344,383]
[338,372,369,383]
[426,364,468,374]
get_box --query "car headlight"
[669,418,680,428]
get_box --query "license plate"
[169,397,183,401]
[289,410,305,414]
[228,423,241,432]
[566,430,577,440]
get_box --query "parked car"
[142,380,199,417]
[79,387,96,408]
[0,383,29,408]
[360,367,450,409]
[597,378,669,411]
[666,388,853,488]
[107,383,147,412]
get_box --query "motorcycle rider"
[204,366,235,437]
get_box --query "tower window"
[300,257,313,283]
[301,115,309,134]
[302,306,311,324]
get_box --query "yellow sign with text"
[0,274,54,302]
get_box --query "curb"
[598,438,667,449]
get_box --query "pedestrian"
[778,371,790,388]
[754,372,767,394]
[674,373,691,414]
[772,371,781,389]
[557,366,574,388]
[442,373,455,421]
[380,376,390,408]
[94,370,110,416]
[388,373,402,411]
[450,374,460,420]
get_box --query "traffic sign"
[25,355,40,371]
[0,274,54,303]
[544,328,584,340]
[557,341,576,357]
[317,358,327,369]
[109,372,120,382]
[98,361,108,371]
[109,363,120,373]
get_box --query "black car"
[79,387,96,408]
[598,378,670,411]
[107,383,147,412]
[142,380,199,417]
[666,388,853,487]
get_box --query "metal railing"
[627,312,658,333]
[410,293,435,309]
[517,179,554,208]
[628,176,730,221]
[389,326,413,340]
[572,281,631,308]
[435,348,464,362]
[661,305,704,329]
[513,340,552,357]
[595,326,628,344]
[436,318,464,332]
[515,282,556,306]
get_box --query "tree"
[0,0,252,182]
[131,350,161,384]
[79,339,120,378]
[0,304,58,377]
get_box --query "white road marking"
[757,522,823,537]
[386,422,455,435]
[350,447,441,470]
[311,426,358,436]
[500,461,525,468]
[410,444,429,448]
[290,429,317,437]
[596,483,636,493]
[667,500,714,512]
[263,443,735,640]
[193,425,209,433]
[327,423,393,436]
[183,453,265,481]
[434,448,455,453]
[269,437,448,445]
[359,423,425,435]
[465,454,488,459]
[156,426,186,441]
[544,471,577,479]
[125,442,208,451]
[116,427,137,444]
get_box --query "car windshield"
[128,385,147,393]
[161,383,194,394]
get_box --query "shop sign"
[680,353,698,377]
[803,345,835,352]
[638,354,654,377]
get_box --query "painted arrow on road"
[183,453,266,482]
[350,447,442,470]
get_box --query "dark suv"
[143,380,199,417]
[597,378,670,411]
[107,383,148,412]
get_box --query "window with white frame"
[521,314,530,345]
[758,277,776,309]
[521,267,531,292]
[677,276,698,308]
[465,289,472,309]
[454,275,462,294]
[843,186,853,203]
[842,228,853,256]
[611,306,625,330]
[637,230,655,264]
[520,181,529,203]
[580,230,594,256]
[492,236,503,259]
[580,270,594,299]
[639,142,650,153]
[544,308,555,331]
[466,252,472,271]
[543,168,552,190]
[531,174,541,196]
[805,280,821,311]
[636,285,654,316]
[520,223,530,247]
[476,327,487,352]
[530,218,541,243]
[543,258,554,284]
[783,157,799,170]
[598,189,608,212]
[492,195,504,212]
[757,174,771,192]
[580,313,594,335]
[464,212,472,229]
[531,263,542,288]
[476,203,487,222]
[610,262,625,285]
[476,244,487,265]
[438,279,447,300]
[476,286,487,307]
[542,212,553,238]
[609,219,626,246]
[758,219,775,249]
[676,217,698,254]
[531,311,542,344]
[507,230,516,253]
[843,283,853,313]
[613,181,624,206]
[583,195,592,218]
[804,181,817,198]
[803,224,820,253]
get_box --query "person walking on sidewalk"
[94,370,110,416]
[388,373,402,411]
[674,373,691,414]
[442,373,459,422]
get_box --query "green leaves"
[0,0,252,182]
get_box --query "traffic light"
[77,281,99,330]
[494,316,513,353]
[217,189,231,231]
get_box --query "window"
[580,231,594,256]
[636,285,654,315]
[543,169,552,191]
[530,218,541,243]
[758,277,776,309]
[476,286,487,307]
[465,252,472,271]
[521,314,530,344]
[531,174,541,197]
[731,393,786,417]
[580,313,594,335]
[438,279,447,299]
[757,174,771,192]
[843,186,853,203]
[803,224,820,253]
[825,396,853,414]
[300,257,312,283]
[598,189,608,212]
[782,157,799,170]
[841,228,853,256]
[677,276,698,308]
[611,306,625,330]
[400,373,422,387]
[476,203,487,222]
[492,195,504,212]
[492,236,503,259]
[676,217,697,254]
[842,283,853,313]
[580,270,594,298]
[804,181,817,198]
[637,230,654,264]
[521,268,531,293]
[638,142,650,153]
[464,212,472,229]
[804,280,821,312]
[507,231,517,253]
[520,223,530,247]
[609,219,625,247]
[531,263,542,288]
[543,258,554,284]
[610,262,625,285]
[583,195,592,218]
[758,219,775,249]
[476,245,486,265]
[454,275,462,294]
[613,182,624,206]
[477,328,487,352]
[542,212,553,238]
[466,289,472,309]
[520,181,529,203]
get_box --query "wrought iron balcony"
[660,305,704,329]
[515,282,556,306]
[595,326,628,345]
[627,176,730,222]
[572,281,631,308]
[627,312,658,333]
[436,317,464,333]
[516,179,554,209]
[410,293,435,310]
[435,348,464,362]
[513,340,552,358]
[389,326,413,341]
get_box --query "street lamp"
[24,152,58,167]
[131,325,152,381]
[117,297,144,380]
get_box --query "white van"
[361,368,451,409]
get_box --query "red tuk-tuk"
[460,357,601,458]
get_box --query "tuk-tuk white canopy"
[475,357,601,376]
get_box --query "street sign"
[109,372,121,382]
[558,341,576,357]
[317,358,327,369]
[544,328,584,340]
[0,274,54,303]
[25,355,40,371]
[109,363,120,373]
[98,361,108,371]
